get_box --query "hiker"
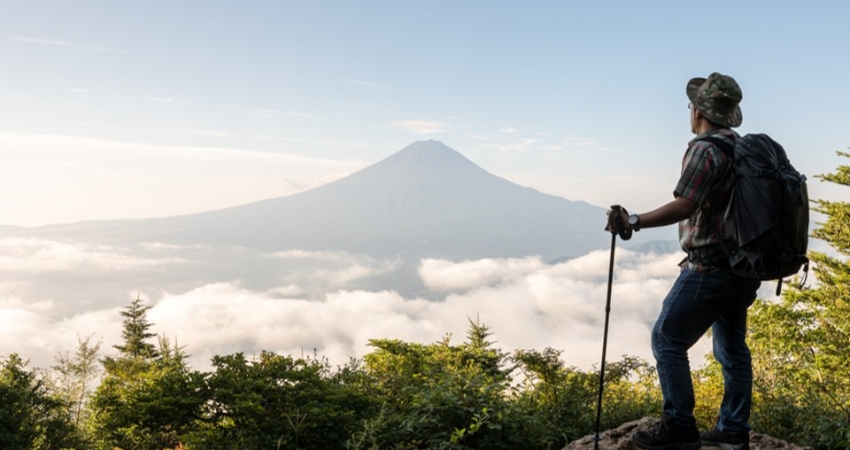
[607,72,759,450]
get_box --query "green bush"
[0,354,85,450]
[184,351,377,450]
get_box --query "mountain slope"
[16,140,651,262]
[143,140,607,260]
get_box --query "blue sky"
[2,1,848,226]
[0,0,845,371]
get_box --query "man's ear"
[692,107,705,124]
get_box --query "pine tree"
[113,294,159,359]
[86,295,209,449]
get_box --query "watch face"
[629,215,638,226]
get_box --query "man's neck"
[695,122,719,135]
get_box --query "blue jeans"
[651,267,760,432]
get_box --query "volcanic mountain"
[158,140,609,260]
[14,140,664,262]
[5,140,674,303]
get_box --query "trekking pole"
[594,205,632,449]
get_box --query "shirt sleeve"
[674,142,722,207]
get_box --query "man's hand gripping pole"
[593,204,631,449]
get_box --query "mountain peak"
[380,140,477,169]
[398,139,459,155]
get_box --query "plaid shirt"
[674,128,738,269]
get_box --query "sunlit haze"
[1,1,845,371]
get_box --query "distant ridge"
[10,140,664,262]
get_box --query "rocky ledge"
[565,417,810,450]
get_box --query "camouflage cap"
[686,72,743,128]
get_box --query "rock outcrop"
[565,417,810,450]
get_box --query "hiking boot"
[700,427,749,450]
[632,414,701,450]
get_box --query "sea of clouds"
[0,237,783,373]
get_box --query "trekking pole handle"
[608,205,633,241]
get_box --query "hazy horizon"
[0,1,842,374]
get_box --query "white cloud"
[171,128,233,138]
[0,295,55,313]
[0,298,123,368]
[266,285,305,297]
[0,249,690,372]
[415,250,687,365]
[0,238,185,272]
[150,97,190,105]
[140,242,208,251]
[387,120,451,134]
[267,250,401,290]
[537,137,605,152]
[10,35,125,53]
[86,45,125,54]
[146,284,438,367]
[419,257,546,291]
[343,79,394,91]
[271,249,364,261]
[286,111,315,119]
[484,138,539,152]
[3,245,766,374]
[10,35,75,47]
[253,109,279,118]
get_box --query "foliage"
[349,319,659,450]
[88,300,206,450]
[691,356,723,431]
[0,353,85,449]
[183,351,376,450]
[513,349,659,448]
[50,334,102,429]
[349,320,521,450]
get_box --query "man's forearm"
[636,196,698,229]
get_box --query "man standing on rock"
[607,72,759,450]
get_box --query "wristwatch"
[628,214,641,231]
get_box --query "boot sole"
[633,440,701,450]
[701,441,748,450]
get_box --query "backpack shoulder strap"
[697,135,735,159]
[693,135,737,266]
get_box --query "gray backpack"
[702,134,809,294]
